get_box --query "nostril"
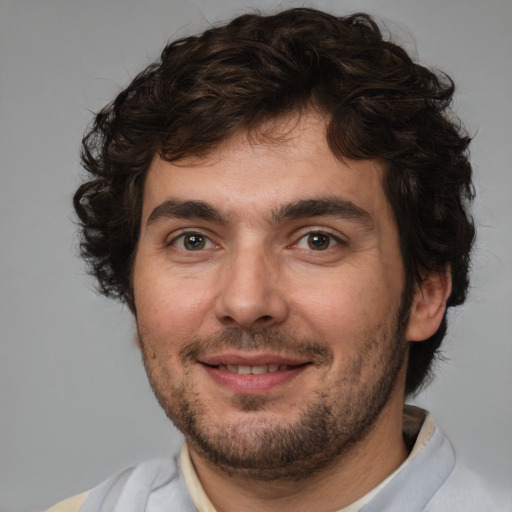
[257,315,273,323]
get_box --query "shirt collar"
[180,405,436,512]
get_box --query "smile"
[214,364,300,374]
[200,358,311,394]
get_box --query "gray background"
[1,0,511,510]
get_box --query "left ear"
[406,268,452,342]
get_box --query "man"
[48,7,502,512]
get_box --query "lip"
[198,352,312,394]
[201,363,309,394]
[200,351,309,367]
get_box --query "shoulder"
[425,461,511,511]
[45,458,194,512]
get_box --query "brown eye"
[170,232,214,251]
[294,232,340,251]
[183,234,206,250]
[307,233,331,250]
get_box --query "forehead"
[141,112,390,225]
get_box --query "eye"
[170,232,216,251]
[295,232,340,251]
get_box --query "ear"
[406,268,452,342]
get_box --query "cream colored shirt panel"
[180,444,217,512]
[45,491,90,512]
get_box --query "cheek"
[134,266,215,350]
[288,265,400,346]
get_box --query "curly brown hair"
[74,8,475,395]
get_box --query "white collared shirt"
[47,406,506,512]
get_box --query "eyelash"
[167,231,217,251]
[167,230,343,252]
[292,231,343,251]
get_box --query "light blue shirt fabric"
[80,415,508,512]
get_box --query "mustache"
[180,328,334,366]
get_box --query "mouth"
[198,354,312,394]
[205,363,305,375]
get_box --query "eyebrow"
[145,196,374,230]
[146,200,227,228]
[271,197,374,229]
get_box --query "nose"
[214,246,289,331]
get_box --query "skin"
[132,113,450,512]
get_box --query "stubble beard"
[138,297,411,482]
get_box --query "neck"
[188,398,408,512]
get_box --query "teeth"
[218,364,296,374]
[250,365,268,375]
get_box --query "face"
[133,114,411,480]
